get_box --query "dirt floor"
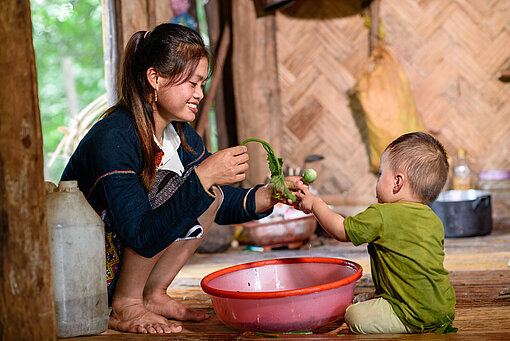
[67,222,510,340]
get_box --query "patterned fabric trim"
[101,209,122,305]
[155,145,164,167]
[105,231,120,285]
[87,170,136,199]
[187,145,206,166]
[103,161,202,304]
[148,167,193,209]
[195,166,216,198]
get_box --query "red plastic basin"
[200,257,362,332]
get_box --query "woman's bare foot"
[144,291,209,322]
[109,298,182,334]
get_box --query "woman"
[61,23,292,334]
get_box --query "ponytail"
[105,24,209,193]
[104,31,156,192]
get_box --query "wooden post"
[195,22,231,142]
[102,0,123,106]
[232,0,282,185]
[0,1,57,340]
[102,0,174,106]
[369,0,381,53]
[204,0,231,150]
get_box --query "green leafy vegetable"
[241,138,296,202]
[302,168,317,184]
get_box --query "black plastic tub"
[428,190,492,238]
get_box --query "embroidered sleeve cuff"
[193,166,216,198]
[244,184,272,218]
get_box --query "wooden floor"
[67,223,510,340]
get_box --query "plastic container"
[238,204,316,248]
[452,149,473,190]
[239,216,316,248]
[46,180,108,338]
[201,257,362,332]
[478,170,510,224]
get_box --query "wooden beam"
[232,0,283,185]
[196,21,231,144]
[369,0,381,53]
[102,0,123,106]
[0,0,57,339]
[204,0,231,150]
[102,0,174,105]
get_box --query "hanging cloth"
[355,43,429,172]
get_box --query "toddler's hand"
[272,176,302,206]
[294,184,315,214]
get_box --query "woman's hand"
[195,145,249,189]
[255,176,302,213]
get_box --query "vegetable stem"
[241,138,296,202]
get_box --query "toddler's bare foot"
[352,292,375,304]
[109,299,182,334]
[144,291,209,322]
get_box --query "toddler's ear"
[393,173,404,194]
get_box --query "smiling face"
[152,56,209,125]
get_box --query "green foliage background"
[32,0,217,183]
[31,0,105,183]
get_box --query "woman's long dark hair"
[105,23,210,192]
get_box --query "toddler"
[295,132,456,334]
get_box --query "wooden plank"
[0,0,57,339]
[70,269,510,340]
[285,98,325,140]
[204,0,232,150]
[102,0,122,106]
[195,21,231,148]
[369,0,381,53]
[232,0,283,185]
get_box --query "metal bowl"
[428,190,492,237]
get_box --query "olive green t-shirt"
[344,202,456,332]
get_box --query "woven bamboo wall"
[275,0,510,205]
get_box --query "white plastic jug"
[46,180,108,338]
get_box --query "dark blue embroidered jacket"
[61,108,271,257]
